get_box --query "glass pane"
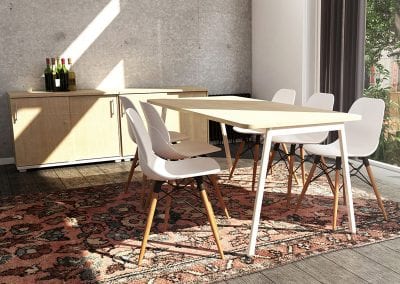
[364,0,400,166]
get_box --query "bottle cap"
[46,58,50,64]
[61,58,65,64]
[68,58,72,64]
[51,58,55,64]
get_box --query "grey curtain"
[320,0,366,112]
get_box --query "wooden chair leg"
[363,158,388,220]
[332,158,341,230]
[320,156,335,194]
[209,175,230,218]
[138,181,163,266]
[334,157,346,206]
[299,145,306,186]
[196,177,225,259]
[283,143,300,185]
[229,140,245,179]
[268,143,280,175]
[252,137,260,191]
[125,148,139,193]
[295,155,321,213]
[282,143,289,156]
[286,144,296,207]
[162,187,172,232]
[141,174,149,209]
[341,172,347,206]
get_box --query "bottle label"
[55,79,61,87]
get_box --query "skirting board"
[369,159,400,174]
[0,157,15,165]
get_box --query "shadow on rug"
[0,166,399,283]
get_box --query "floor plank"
[293,254,368,284]
[323,247,400,283]
[261,263,321,284]
[354,242,400,273]
[31,168,65,192]
[96,162,129,184]
[77,164,114,186]
[54,166,91,189]
[225,271,273,284]
[380,237,400,252]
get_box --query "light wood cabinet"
[10,97,73,166]
[8,87,208,170]
[69,96,120,160]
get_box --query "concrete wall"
[252,0,318,104]
[0,0,251,160]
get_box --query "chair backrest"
[140,101,186,160]
[300,93,335,143]
[125,107,174,181]
[272,89,296,104]
[345,97,385,156]
[305,92,335,109]
[120,97,138,143]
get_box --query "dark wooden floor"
[0,161,132,196]
[1,157,400,283]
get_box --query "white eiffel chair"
[229,88,296,191]
[119,97,189,193]
[125,107,224,265]
[296,97,388,229]
[271,92,334,206]
[140,101,229,218]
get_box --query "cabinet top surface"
[8,87,207,99]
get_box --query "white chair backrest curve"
[301,93,335,143]
[272,89,296,104]
[120,97,138,143]
[140,101,186,160]
[345,97,385,156]
[305,93,334,110]
[126,108,178,181]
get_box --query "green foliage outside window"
[364,0,400,165]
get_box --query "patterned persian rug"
[0,166,399,283]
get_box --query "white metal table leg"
[338,125,356,233]
[247,130,272,256]
[220,122,233,170]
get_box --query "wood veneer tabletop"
[148,96,361,130]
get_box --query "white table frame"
[149,97,358,257]
[244,123,355,256]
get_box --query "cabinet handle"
[13,103,18,123]
[120,100,125,117]
[110,100,115,116]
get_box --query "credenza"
[8,87,208,171]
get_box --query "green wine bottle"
[51,57,57,91]
[60,58,69,91]
[67,58,77,91]
[44,58,53,91]
[54,57,61,91]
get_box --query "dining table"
[148,95,361,257]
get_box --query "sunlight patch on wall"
[96,60,125,90]
[60,0,120,63]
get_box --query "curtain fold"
[320,0,366,112]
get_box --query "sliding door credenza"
[8,87,208,171]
